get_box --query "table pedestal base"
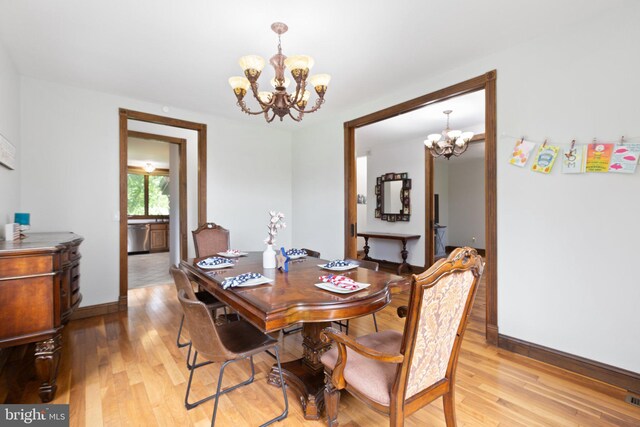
[268,358,325,420]
[267,322,332,420]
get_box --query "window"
[127,170,170,217]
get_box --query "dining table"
[180,252,407,420]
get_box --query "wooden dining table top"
[180,252,407,333]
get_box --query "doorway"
[126,131,186,289]
[119,109,208,309]
[344,71,498,343]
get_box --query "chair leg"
[257,346,288,427]
[324,378,341,427]
[443,390,456,426]
[372,313,379,332]
[176,314,191,348]
[186,352,255,411]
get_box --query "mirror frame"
[375,172,411,222]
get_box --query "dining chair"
[192,222,230,257]
[337,258,380,335]
[177,287,289,426]
[282,248,321,336]
[170,267,227,368]
[320,247,484,427]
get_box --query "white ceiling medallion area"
[0,1,624,127]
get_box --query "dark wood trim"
[469,132,485,143]
[125,130,188,260]
[119,109,207,307]
[198,124,207,226]
[344,71,498,345]
[70,301,120,320]
[127,166,170,175]
[498,334,640,394]
[344,124,357,258]
[128,130,187,145]
[345,73,493,129]
[484,73,498,345]
[119,110,128,309]
[425,149,434,267]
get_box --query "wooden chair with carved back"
[320,247,484,426]
[192,222,230,258]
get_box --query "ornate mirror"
[375,172,411,222]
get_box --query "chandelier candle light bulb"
[228,22,331,122]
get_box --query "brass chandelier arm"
[237,100,269,116]
[291,97,325,114]
[288,110,303,122]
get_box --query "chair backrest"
[175,285,236,363]
[396,247,483,402]
[192,222,230,258]
[302,248,321,258]
[170,266,197,300]
[344,258,379,271]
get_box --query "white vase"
[263,244,277,269]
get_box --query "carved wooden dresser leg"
[35,334,62,402]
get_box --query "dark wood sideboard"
[0,232,83,402]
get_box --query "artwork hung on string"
[561,144,586,174]
[608,143,640,174]
[509,138,536,167]
[585,143,614,173]
[531,143,560,174]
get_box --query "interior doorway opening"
[344,71,498,344]
[118,109,208,309]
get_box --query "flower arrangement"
[265,210,286,245]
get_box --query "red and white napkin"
[319,274,360,291]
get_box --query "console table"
[0,232,83,402]
[357,231,420,274]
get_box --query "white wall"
[365,140,425,266]
[0,40,20,227]
[447,156,485,248]
[292,3,640,372]
[20,77,292,307]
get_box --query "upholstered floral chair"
[320,247,484,426]
[192,222,230,257]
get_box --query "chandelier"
[424,110,474,159]
[228,22,331,123]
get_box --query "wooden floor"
[2,278,639,426]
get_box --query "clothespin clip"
[542,139,548,148]
[620,136,625,145]
[592,137,597,149]
[565,139,577,160]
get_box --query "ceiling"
[0,1,624,128]
[128,137,170,169]
[357,90,485,152]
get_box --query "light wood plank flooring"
[2,279,639,426]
